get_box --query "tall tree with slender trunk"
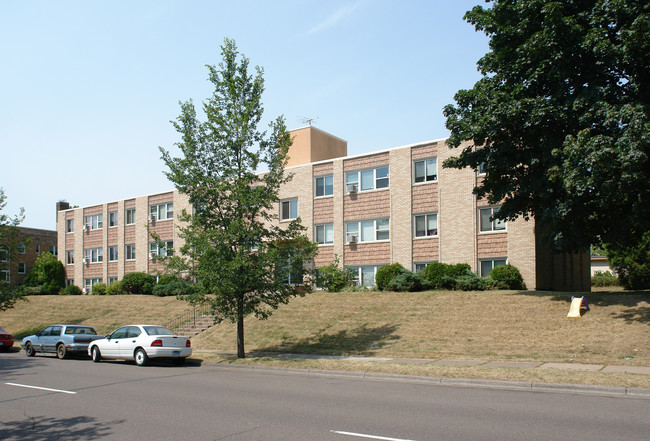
[160,39,317,358]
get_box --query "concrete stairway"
[174,315,219,338]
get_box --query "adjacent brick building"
[56,127,590,292]
[0,227,58,286]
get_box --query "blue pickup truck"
[21,324,102,359]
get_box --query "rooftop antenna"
[299,116,318,127]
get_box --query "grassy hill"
[2,288,649,387]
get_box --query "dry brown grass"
[0,295,191,337]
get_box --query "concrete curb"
[194,360,650,399]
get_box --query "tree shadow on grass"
[1,415,122,440]
[256,324,400,357]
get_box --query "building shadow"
[1,415,122,440]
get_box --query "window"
[315,175,333,197]
[66,279,74,287]
[280,199,298,220]
[414,213,438,237]
[480,258,507,277]
[125,244,136,260]
[108,276,118,285]
[150,202,173,221]
[478,162,487,175]
[0,246,8,262]
[125,208,136,225]
[49,245,57,256]
[347,266,382,287]
[279,258,304,285]
[414,262,433,273]
[414,158,437,183]
[108,246,118,262]
[479,207,506,232]
[18,243,25,254]
[83,247,103,263]
[1,270,9,283]
[315,224,334,245]
[84,214,103,230]
[345,218,390,243]
[66,219,74,233]
[66,250,74,265]
[345,166,389,192]
[109,211,118,227]
[84,278,103,293]
[17,263,25,274]
[150,240,173,258]
[35,244,40,254]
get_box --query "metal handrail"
[164,303,216,331]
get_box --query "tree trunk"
[237,298,245,358]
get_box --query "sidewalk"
[193,349,650,375]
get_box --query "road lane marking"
[5,383,77,395]
[331,430,417,441]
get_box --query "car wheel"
[134,348,148,366]
[91,346,102,363]
[24,342,35,357]
[173,357,186,366]
[56,344,67,359]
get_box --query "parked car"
[0,327,14,352]
[88,324,191,366]
[21,325,102,359]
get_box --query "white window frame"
[414,213,438,238]
[280,199,298,221]
[108,245,118,262]
[125,244,136,261]
[108,276,118,285]
[315,175,334,198]
[17,243,25,254]
[125,208,136,225]
[479,258,508,277]
[66,250,74,265]
[479,206,506,233]
[150,240,173,258]
[413,157,438,183]
[109,211,118,227]
[49,245,57,256]
[83,247,103,264]
[414,261,434,273]
[478,162,487,175]
[17,262,26,274]
[345,218,390,243]
[1,270,9,283]
[35,244,41,254]
[347,265,382,287]
[0,246,8,263]
[150,202,173,221]
[84,278,103,293]
[84,214,103,230]
[315,224,334,245]
[345,166,389,192]
[66,218,74,233]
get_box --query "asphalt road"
[0,352,648,441]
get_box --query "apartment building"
[0,227,58,286]
[56,127,590,292]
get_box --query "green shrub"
[23,252,65,295]
[489,264,526,290]
[106,280,124,295]
[60,285,83,296]
[441,273,495,291]
[423,262,448,288]
[375,263,407,291]
[446,263,472,278]
[152,280,197,297]
[120,272,156,294]
[591,270,619,287]
[387,271,430,292]
[316,256,352,292]
[156,274,180,286]
[606,233,650,289]
[91,282,107,296]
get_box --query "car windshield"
[65,327,97,335]
[143,326,175,336]
[0,327,6,333]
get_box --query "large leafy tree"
[443,0,650,251]
[0,188,26,311]
[160,39,317,358]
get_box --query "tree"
[443,0,650,252]
[23,252,65,295]
[159,39,317,358]
[0,188,26,310]
[606,231,650,289]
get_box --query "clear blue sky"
[1,0,489,230]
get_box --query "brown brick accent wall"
[314,197,334,224]
[344,191,390,220]
[313,162,333,175]
[413,238,439,262]
[477,233,508,258]
[314,246,334,267]
[411,142,439,160]
[344,152,389,171]
[344,242,390,265]
[412,184,439,213]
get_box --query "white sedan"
[88,325,191,366]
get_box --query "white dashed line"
[5,382,77,394]
[331,430,417,441]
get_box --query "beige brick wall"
[507,217,536,289]
[389,147,412,269]
[477,233,508,258]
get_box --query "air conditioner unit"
[84,224,90,232]
[149,214,157,222]
[82,258,88,264]
[346,183,358,194]
[149,252,155,260]
[347,234,358,244]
